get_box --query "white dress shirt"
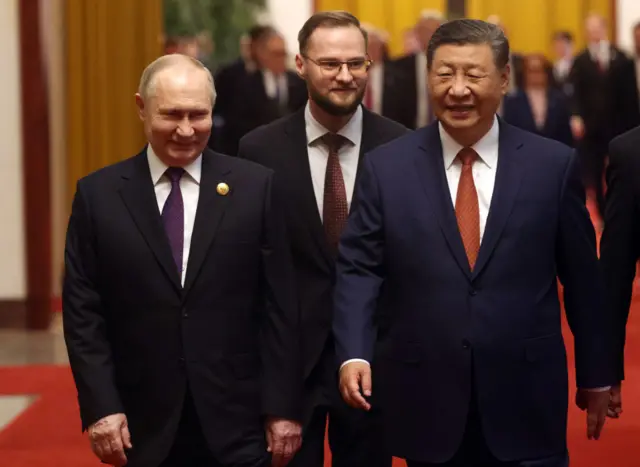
[263,70,288,106]
[589,41,610,69]
[147,145,201,286]
[305,102,363,220]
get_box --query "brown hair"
[297,11,368,55]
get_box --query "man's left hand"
[265,417,302,467]
[575,389,609,440]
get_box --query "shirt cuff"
[340,359,370,370]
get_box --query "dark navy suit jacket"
[333,120,615,463]
[502,89,574,147]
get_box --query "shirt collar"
[439,115,499,170]
[304,101,363,148]
[146,144,202,185]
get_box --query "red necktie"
[455,148,480,270]
[322,133,348,254]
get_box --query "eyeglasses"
[302,55,373,76]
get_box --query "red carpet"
[1,205,638,466]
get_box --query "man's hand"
[88,413,132,466]
[339,361,372,411]
[265,417,302,467]
[608,384,622,419]
[575,389,609,440]
[570,116,585,140]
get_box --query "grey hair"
[427,19,509,70]
[138,54,216,106]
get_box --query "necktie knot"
[322,133,347,154]
[457,148,478,167]
[165,167,185,184]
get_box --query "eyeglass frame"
[300,54,373,76]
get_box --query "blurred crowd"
[166,10,640,223]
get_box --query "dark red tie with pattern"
[322,133,348,255]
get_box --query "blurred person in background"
[164,36,179,55]
[569,13,639,222]
[551,31,575,96]
[392,10,445,129]
[629,21,640,111]
[403,28,421,55]
[231,28,307,153]
[503,54,573,147]
[361,24,400,120]
[238,10,408,467]
[63,54,302,467]
[487,15,524,93]
[211,25,281,155]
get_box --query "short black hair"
[427,19,509,70]
[553,31,574,42]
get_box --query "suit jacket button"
[462,339,471,349]
[468,288,477,296]
[179,357,185,367]
[182,308,189,318]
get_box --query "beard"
[308,84,365,116]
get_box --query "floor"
[0,316,67,432]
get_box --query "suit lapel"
[119,150,182,292]
[415,124,473,279]
[183,150,233,295]
[472,122,525,279]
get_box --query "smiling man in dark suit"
[238,11,407,467]
[334,19,616,467]
[63,54,301,467]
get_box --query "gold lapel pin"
[216,182,230,196]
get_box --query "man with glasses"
[238,11,407,467]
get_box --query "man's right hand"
[570,116,585,140]
[88,413,132,466]
[608,384,622,418]
[339,361,372,411]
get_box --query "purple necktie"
[162,167,185,275]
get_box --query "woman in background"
[503,53,574,147]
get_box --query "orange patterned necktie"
[455,147,480,270]
[322,133,348,254]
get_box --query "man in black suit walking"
[238,11,408,467]
[599,125,640,420]
[63,54,301,467]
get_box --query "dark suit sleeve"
[568,58,584,118]
[259,171,302,421]
[333,155,385,364]
[600,140,640,381]
[62,182,123,430]
[555,153,617,388]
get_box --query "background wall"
[265,0,313,55]
[41,0,66,296]
[467,0,611,56]
[314,0,613,57]
[617,0,640,53]
[0,0,25,300]
[315,0,446,57]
